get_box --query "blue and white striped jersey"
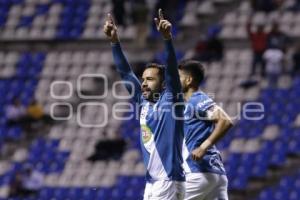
[112,40,185,182]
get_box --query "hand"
[103,13,119,43]
[191,146,207,161]
[191,140,212,161]
[154,9,172,40]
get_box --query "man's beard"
[142,89,161,102]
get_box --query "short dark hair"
[144,63,165,80]
[178,60,205,85]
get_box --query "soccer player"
[178,60,233,200]
[103,9,185,200]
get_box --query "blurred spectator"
[27,99,44,121]
[250,0,281,12]
[191,25,223,62]
[192,38,206,60]
[292,44,300,75]
[112,0,126,27]
[263,47,284,88]
[130,0,149,47]
[27,99,52,124]
[88,137,127,161]
[25,98,53,136]
[247,22,268,77]
[205,35,223,61]
[267,23,289,52]
[5,98,26,126]
[290,0,300,11]
[9,172,23,197]
[9,166,44,198]
[6,98,53,137]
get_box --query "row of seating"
[257,170,300,200]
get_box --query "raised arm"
[104,14,142,103]
[154,9,181,96]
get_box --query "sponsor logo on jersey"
[197,99,213,109]
[141,124,152,144]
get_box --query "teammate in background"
[103,9,185,200]
[178,60,233,200]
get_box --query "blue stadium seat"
[70,28,83,38]
[18,16,34,27]
[0,12,7,27]
[288,139,300,154]
[241,153,256,168]
[56,29,69,39]
[0,173,13,186]
[97,187,113,200]
[125,188,142,200]
[45,139,60,149]
[7,126,22,140]
[9,0,24,4]
[53,187,69,199]
[274,189,289,200]
[230,174,248,190]
[261,140,274,152]
[258,188,273,200]
[269,140,287,167]
[290,190,300,200]
[81,188,97,199]
[130,176,145,188]
[38,187,51,199]
[292,77,300,88]
[10,162,23,173]
[67,187,83,199]
[35,4,50,15]
[0,126,7,138]
[225,153,241,177]
[250,149,270,177]
[117,176,131,186]
[279,176,294,190]
[251,163,268,178]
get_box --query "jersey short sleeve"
[195,94,216,113]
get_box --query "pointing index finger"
[158,8,164,20]
[107,13,114,25]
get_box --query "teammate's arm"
[191,106,233,161]
[103,14,142,102]
[154,9,181,95]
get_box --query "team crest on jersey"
[209,154,225,172]
[141,124,152,143]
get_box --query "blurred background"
[0,0,300,199]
